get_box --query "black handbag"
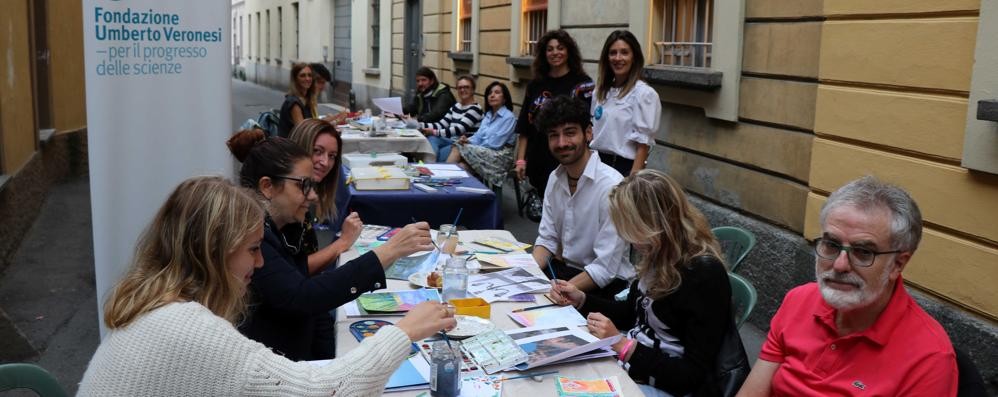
[712,317,751,397]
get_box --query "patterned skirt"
[458,144,515,188]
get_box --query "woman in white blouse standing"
[590,30,662,176]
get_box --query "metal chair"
[713,226,757,272]
[0,363,68,397]
[728,272,758,329]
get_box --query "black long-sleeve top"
[580,255,732,396]
[240,216,387,361]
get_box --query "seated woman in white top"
[77,176,455,396]
[590,30,662,176]
[420,74,484,162]
[446,81,518,188]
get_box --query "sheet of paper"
[372,97,404,115]
[431,170,470,179]
[424,163,463,171]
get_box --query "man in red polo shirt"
[737,176,958,397]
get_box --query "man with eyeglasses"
[737,176,957,397]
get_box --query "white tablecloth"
[336,229,642,396]
[340,129,436,163]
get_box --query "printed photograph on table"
[507,326,620,370]
[357,289,441,313]
[467,268,550,303]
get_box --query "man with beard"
[403,66,456,124]
[531,96,634,297]
[737,176,958,397]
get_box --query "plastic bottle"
[442,256,468,302]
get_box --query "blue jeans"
[427,135,454,163]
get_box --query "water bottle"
[442,257,468,302]
[430,340,461,396]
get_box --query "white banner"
[83,1,232,336]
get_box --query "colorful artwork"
[349,320,419,355]
[555,376,620,397]
[508,305,587,328]
[460,375,503,397]
[357,289,441,313]
[384,250,439,280]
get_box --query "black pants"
[548,258,630,300]
[598,151,635,177]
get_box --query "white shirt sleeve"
[583,189,634,287]
[626,84,661,146]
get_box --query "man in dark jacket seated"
[404,66,456,124]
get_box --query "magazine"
[506,325,620,371]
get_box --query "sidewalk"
[0,177,98,395]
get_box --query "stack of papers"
[422,163,469,179]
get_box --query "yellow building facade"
[0,0,87,269]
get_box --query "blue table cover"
[339,167,502,230]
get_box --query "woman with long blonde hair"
[79,176,454,395]
[551,169,733,397]
[278,62,315,137]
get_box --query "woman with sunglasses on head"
[591,30,661,176]
[550,170,734,397]
[447,81,517,188]
[514,29,594,197]
[227,130,435,361]
[278,63,315,138]
[78,176,455,395]
[419,74,484,162]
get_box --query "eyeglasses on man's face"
[456,85,473,91]
[810,237,900,268]
[271,175,315,196]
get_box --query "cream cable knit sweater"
[77,301,410,396]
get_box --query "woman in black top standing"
[278,63,315,137]
[513,30,594,197]
[551,170,734,397]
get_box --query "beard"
[816,264,891,310]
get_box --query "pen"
[511,303,558,313]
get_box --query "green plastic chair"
[713,226,757,272]
[728,272,758,329]
[0,363,68,397]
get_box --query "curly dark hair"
[531,30,586,80]
[534,95,591,134]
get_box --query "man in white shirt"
[531,96,635,295]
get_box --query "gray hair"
[819,176,922,252]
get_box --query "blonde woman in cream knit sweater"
[78,176,455,396]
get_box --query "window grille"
[522,0,547,55]
[654,0,713,67]
[459,0,472,52]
